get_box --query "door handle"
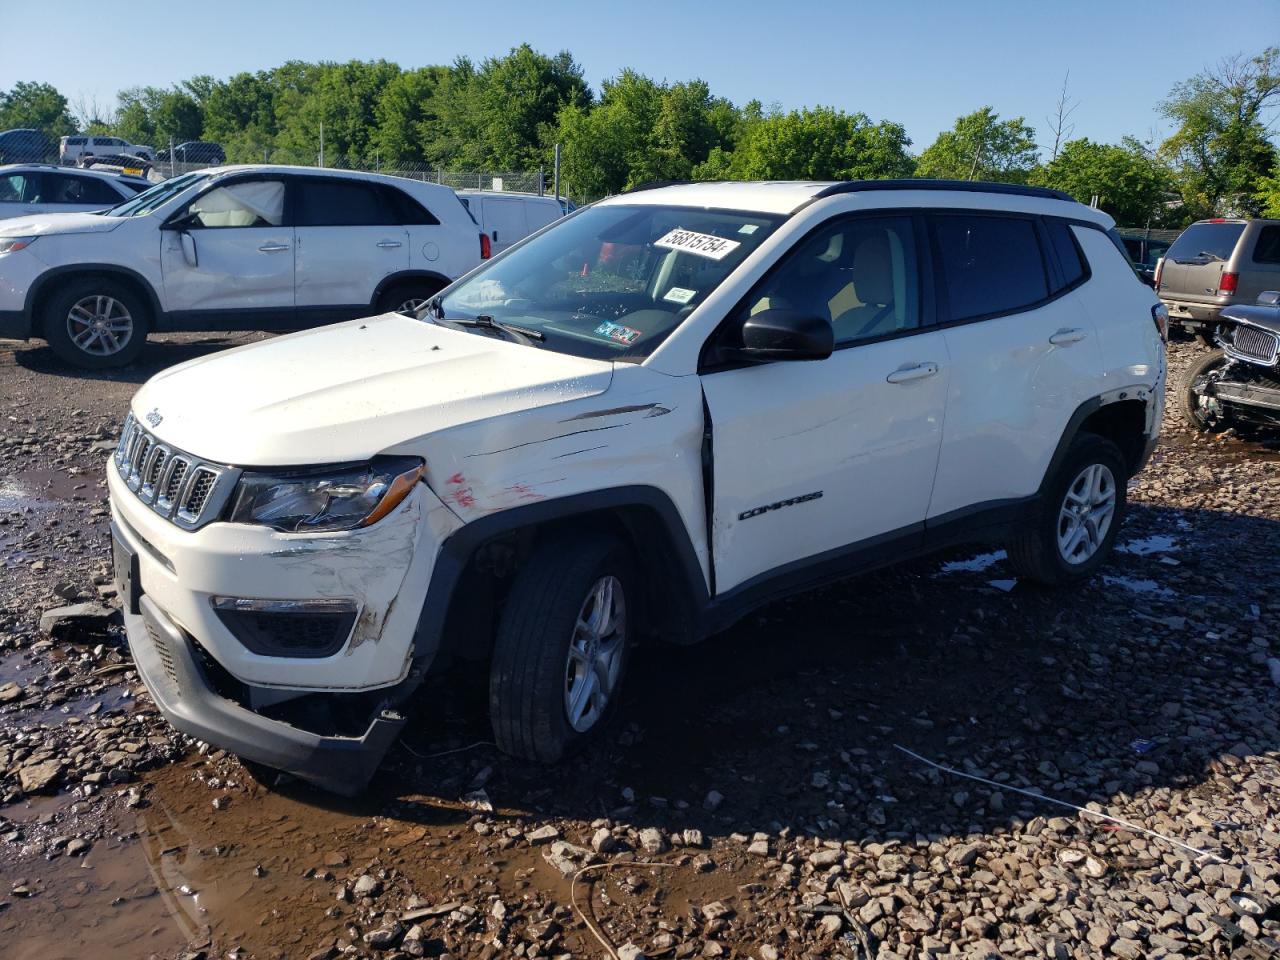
[376,240,403,249]
[258,242,290,253]
[1049,327,1087,345]
[885,362,939,384]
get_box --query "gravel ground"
[0,333,1277,960]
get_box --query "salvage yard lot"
[0,334,1277,959]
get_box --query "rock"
[639,827,668,855]
[618,944,646,960]
[759,947,779,960]
[525,825,560,845]
[702,901,733,921]
[65,838,90,857]
[1111,938,1144,959]
[946,841,985,868]
[747,838,769,857]
[818,914,843,937]
[809,848,842,867]
[0,683,23,704]
[703,790,723,811]
[681,828,704,848]
[352,874,382,898]
[18,760,63,794]
[544,840,593,877]
[591,828,616,854]
[362,922,404,950]
[38,603,117,637]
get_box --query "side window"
[295,179,396,227]
[1253,226,1280,265]
[382,186,439,225]
[0,172,38,204]
[932,215,1049,322]
[47,174,123,205]
[1045,220,1087,290]
[741,216,919,346]
[186,179,286,228]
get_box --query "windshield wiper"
[427,299,544,345]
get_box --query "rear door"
[1241,224,1280,302]
[42,172,128,213]
[927,212,1104,520]
[481,196,529,254]
[293,177,409,319]
[160,175,295,322]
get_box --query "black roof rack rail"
[814,179,1075,203]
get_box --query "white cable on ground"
[893,744,1225,864]
[570,861,679,960]
[400,740,494,761]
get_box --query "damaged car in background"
[1182,290,1280,432]
[108,179,1165,794]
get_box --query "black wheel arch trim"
[411,485,710,660]
[370,270,453,308]
[25,263,163,335]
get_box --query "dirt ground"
[0,332,1277,960]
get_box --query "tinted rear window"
[932,215,1049,321]
[1166,222,1246,262]
[295,179,396,227]
[1253,225,1280,265]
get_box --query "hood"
[132,314,615,466]
[0,212,124,238]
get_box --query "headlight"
[0,236,35,256]
[227,456,424,533]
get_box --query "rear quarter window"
[1253,225,1280,265]
[1046,221,1087,289]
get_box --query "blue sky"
[3,0,1276,153]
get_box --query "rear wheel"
[42,277,149,369]
[1180,348,1231,432]
[376,280,443,317]
[489,533,635,762]
[1006,434,1127,586]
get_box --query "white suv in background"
[0,164,151,219]
[0,165,485,367]
[59,135,156,163]
[107,179,1167,794]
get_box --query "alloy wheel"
[67,295,133,357]
[563,575,626,733]
[1057,463,1116,565]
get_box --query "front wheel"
[42,277,150,369]
[1006,434,1128,586]
[489,533,635,762]
[1180,348,1231,432]
[376,281,443,317]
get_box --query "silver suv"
[1157,218,1280,340]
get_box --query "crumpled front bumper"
[125,594,410,794]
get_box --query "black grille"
[114,414,236,530]
[145,449,168,487]
[213,606,358,659]
[163,460,188,501]
[1232,324,1279,363]
[184,470,216,515]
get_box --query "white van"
[458,190,564,255]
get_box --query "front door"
[293,177,409,320]
[701,215,949,593]
[160,176,295,324]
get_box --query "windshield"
[101,173,206,218]
[1166,222,1246,262]
[435,203,784,361]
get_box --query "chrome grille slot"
[1231,324,1279,365]
[112,419,239,531]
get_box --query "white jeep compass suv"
[0,165,484,368]
[107,180,1167,793]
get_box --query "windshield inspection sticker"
[595,321,641,344]
[654,228,741,261]
[663,286,697,304]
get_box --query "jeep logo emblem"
[145,408,163,428]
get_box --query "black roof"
[814,179,1074,202]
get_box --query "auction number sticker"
[595,321,641,344]
[654,228,741,261]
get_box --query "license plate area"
[112,527,141,615]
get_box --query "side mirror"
[179,231,198,267]
[740,308,833,361]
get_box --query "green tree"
[915,107,1038,182]
[721,106,913,181]
[1257,173,1280,217]
[1033,137,1175,226]
[554,70,663,195]
[1160,47,1280,217]
[274,60,401,166]
[373,66,448,165]
[0,81,76,138]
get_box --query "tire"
[489,532,635,762]
[376,280,443,317]
[42,276,150,369]
[1180,348,1230,433]
[1005,433,1128,586]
